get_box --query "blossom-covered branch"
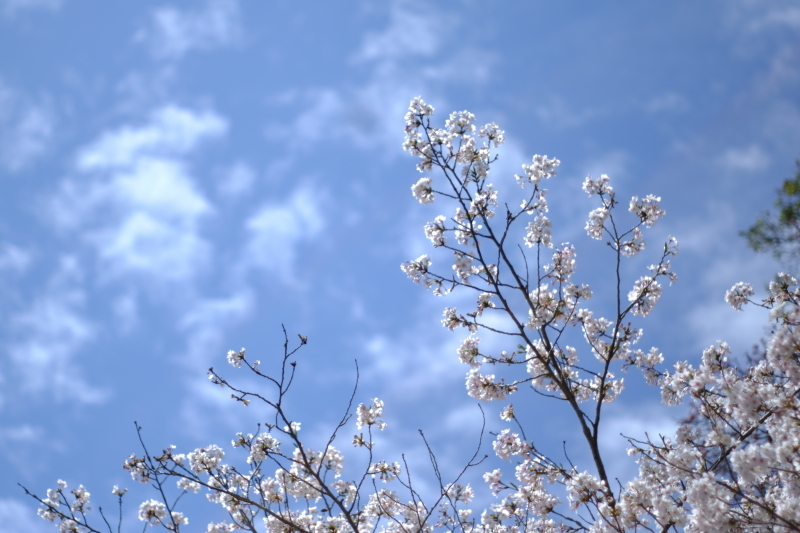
[25,98,800,533]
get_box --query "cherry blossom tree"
[24,98,800,533]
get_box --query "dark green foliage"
[741,158,800,265]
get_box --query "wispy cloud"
[643,92,690,114]
[716,144,771,173]
[179,290,253,368]
[689,296,771,356]
[0,424,42,445]
[671,198,779,354]
[135,0,242,60]
[0,79,53,172]
[53,105,226,284]
[176,290,254,437]
[112,291,138,334]
[270,0,493,158]
[728,1,800,33]
[579,150,630,185]
[6,257,108,405]
[534,96,604,129]
[0,0,61,16]
[352,1,442,62]
[217,161,256,198]
[0,242,32,273]
[77,106,227,170]
[243,185,325,285]
[92,206,210,282]
[599,402,680,483]
[0,499,52,533]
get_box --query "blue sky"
[1,0,799,530]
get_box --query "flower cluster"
[616,275,800,532]
[356,398,387,430]
[139,499,188,530]
[725,281,754,311]
[402,98,677,425]
[35,480,89,533]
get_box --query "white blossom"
[524,216,552,247]
[725,281,754,310]
[479,122,505,147]
[227,348,245,368]
[465,368,517,401]
[457,335,481,367]
[411,177,435,204]
[582,174,614,196]
[356,398,387,430]
[516,154,560,187]
[585,207,609,240]
[628,277,662,316]
[188,445,225,473]
[629,194,665,227]
[138,499,168,525]
[424,215,446,247]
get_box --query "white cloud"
[750,44,800,102]
[179,290,253,367]
[441,402,487,434]
[93,208,210,282]
[217,161,255,197]
[580,150,630,184]
[0,0,61,16]
[352,1,442,62]
[77,106,227,170]
[53,106,225,284]
[755,6,800,30]
[599,402,680,483]
[136,0,242,60]
[244,185,325,284]
[270,0,495,157]
[179,377,250,439]
[289,90,344,145]
[7,259,108,405]
[112,158,210,218]
[345,79,427,152]
[345,1,494,153]
[0,242,32,273]
[670,193,736,257]
[716,144,771,173]
[115,67,178,113]
[669,199,779,354]
[181,291,252,333]
[176,290,253,434]
[175,292,260,437]
[534,96,604,129]
[67,157,213,282]
[762,101,800,154]
[0,79,53,172]
[270,83,410,156]
[644,92,690,114]
[0,424,42,444]
[0,499,52,533]
[112,291,138,334]
[689,296,771,356]
[730,1,800,33]
[361,319,465,398]
[423,50,496,85]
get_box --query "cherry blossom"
[26,96,799,533]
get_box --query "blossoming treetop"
[26,98,800,533]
